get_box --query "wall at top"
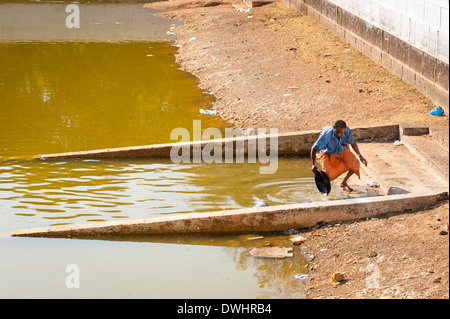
[281,0,449,113]
[328,0,449,64]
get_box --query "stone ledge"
[35,124,399,159]
[10,191,448,238]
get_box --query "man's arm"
[310,147,318,173]
[311,127,331,173]
[350,142,367,166]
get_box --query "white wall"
[329,0,449,63]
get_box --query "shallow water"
[0,157,344,233]
[0,1,342,299]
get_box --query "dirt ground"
[300,203,449,299]
[144,0,449,299]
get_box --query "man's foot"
[340,182,353,192]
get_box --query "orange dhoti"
[319,148,360,181]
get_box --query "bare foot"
[340,182,353,192]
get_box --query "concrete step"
[399,123,449,152]
[430,126,449,152]
[243,0,276,8]
[401,135,449,182]
[358,142,449,195]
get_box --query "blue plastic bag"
[430,107,444,116]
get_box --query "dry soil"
[144,0,449,299]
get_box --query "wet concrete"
[10,192,448,237]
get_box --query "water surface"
[0,1,338,299]
[0,41,226,158]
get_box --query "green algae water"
[0,41,227,158]
[0,0,340,299]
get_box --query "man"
[310,120,368,192]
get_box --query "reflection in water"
[0,41,228,159]
[1,157,328,298]
[0,2,179,43]
[0,234,309,298]
[0,157,344,230]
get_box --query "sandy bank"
[146,0,448,132]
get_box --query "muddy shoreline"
[144,0,449,299]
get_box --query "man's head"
[333,120,347,138]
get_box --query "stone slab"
[10,191,448,238]
[35,124,399,160]
[358,142,449,194]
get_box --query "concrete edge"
[34,124,400,159]
[10,191,448,238]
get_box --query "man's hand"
[311,163,318,174]
[359,155,368,166]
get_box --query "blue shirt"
[313,126,355,155]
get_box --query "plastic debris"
[330,272,344,286]
[393,140,403,146]
[249,247,293,259]
[236,8,252,12]
[252,200,270,208]
[188,37,197,42]
[246,236,264,241]
[289,235,307,245]
[430,107,444,116]
[199,108,217,116]
[294,274,309,280]
[366,180,379,187]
